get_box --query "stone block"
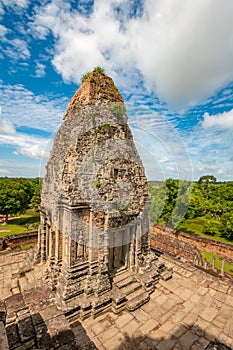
[0,321,9,350]
[5,294,25,313]
[17,315,34,342]
[6,323,20,349]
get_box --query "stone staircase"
[111,270,151,313]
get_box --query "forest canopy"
[0,176,233,242]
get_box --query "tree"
[29,178,41,210]
[0,178,31,223]
[198,175,217,202]
[202,221,217,236]
[198,175,217,185]
[220,212,233,241]
[185,184,205,218]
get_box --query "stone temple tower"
[38,69,172,320]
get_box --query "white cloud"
[0,108,16,134]
[3,38,30,60]
[0,0,29,10]
[130,112,193,181]
[0,168,10,175]
[0,82,68,131]
[35,62,46,77]
[159,157,169,164]
[0,24,8,37]
[31,0,233,109]
[0,130,50,159]
[202,109,233,130]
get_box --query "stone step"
[112,270,132,284]
[115,275,137,289]
[126,290,150,311]
[160,269,173,281]
[68,262,89,273]
[126,287,145,301]
[120,281,142,296]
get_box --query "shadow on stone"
[114,324,232,350]
[6,312,76,350]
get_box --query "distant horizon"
[1,175,232,183]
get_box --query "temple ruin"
[1,70,233,350]
[37,69,172,320]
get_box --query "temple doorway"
[108,229,130,273]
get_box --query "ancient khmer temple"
[37,68,172,320]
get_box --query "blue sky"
[0,0,233,181]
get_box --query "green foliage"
[0,210,40,237]
[93,66,105,75]
[30,178,41,210]
[81,71,92,82]
[0,178,32,223]
[112,201,128,213]
[198,174,217,201]
[199,249,233,275]
[198,175,217,185]
[220,212,233,241]
[94,179,101,189]
[149,178,233,243]
[202,220,218,236]
[95,123,111,134]
[149,179,192,228]
[109,103,126,118]
[81,66,105,82]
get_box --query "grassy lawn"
[14,243,36,251]
[178,217,233,246]
[199,249,233,275]
[0,209,39,237]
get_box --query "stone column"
[48,228,53,261]
[204,259,207,269]
[46,224,50,260]
[129,225,135,271]
[77,231,84,258]
[221,259,225,276]
[55,228,60,264]
[103,214,109,265]
[89,210,94,263]
[40,224,46,262]
[135,219,142,270]
[64,236,69,267]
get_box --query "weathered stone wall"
[36,70,159,312]
[150,229,201,262]
[0,301,9,350]
[150,224,233,262]
[0,232,37,252]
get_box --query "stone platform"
[1,252,233,349]
[77,255,233,350]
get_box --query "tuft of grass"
[81,66,106,83]
[94,179,101,189]
[93,66,105,75]
[109,103,126,118]
[95,123,111,134]
[81,71,92,82]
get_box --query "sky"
[0,0,233,181]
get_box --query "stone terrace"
[1,252,233,349]
[77,255,233,350]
